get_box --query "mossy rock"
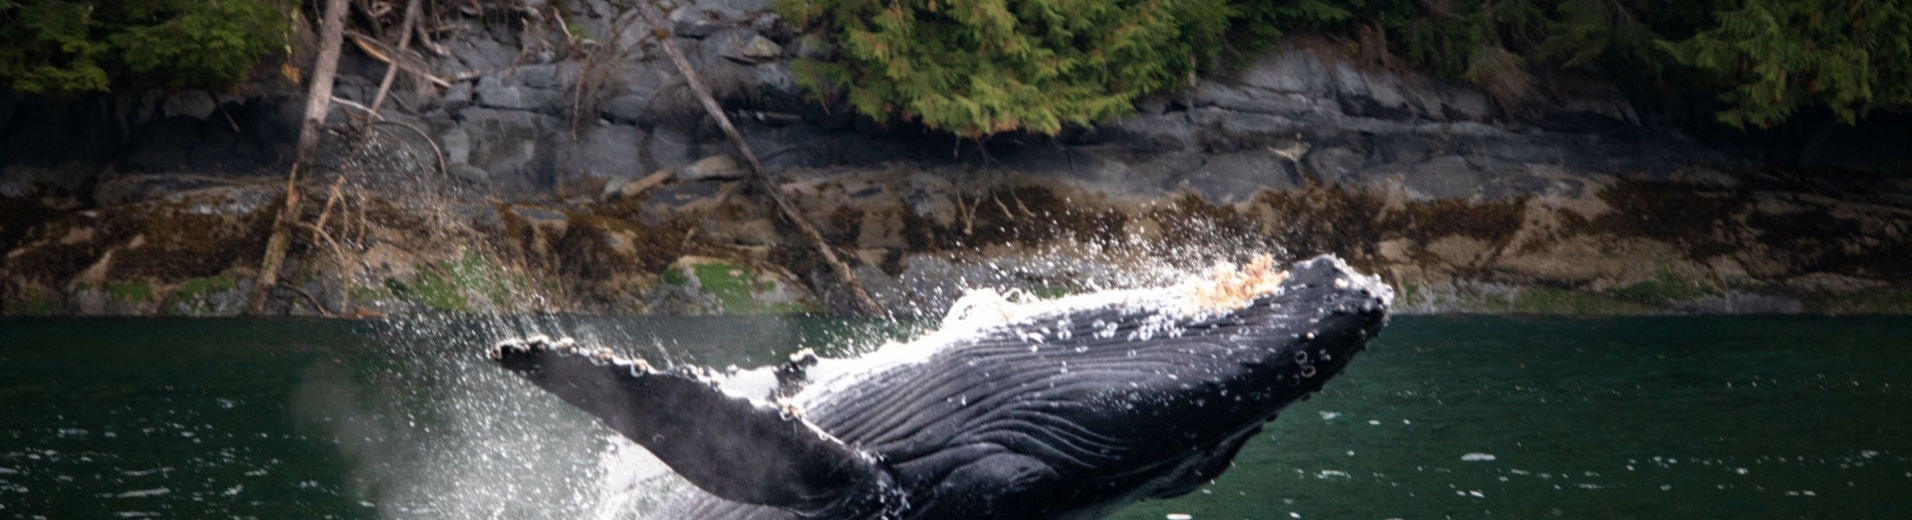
[657,256,820,315]
[397,251,524,313]
[167,274,248,316]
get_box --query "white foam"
[114,488,170,498]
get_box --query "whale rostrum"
[493,254,1393,519]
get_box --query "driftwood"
[633,0,885,317]
[311,176,347,246]
[368,0,424,115]
[347,32,452,88]
[248,165,303,314]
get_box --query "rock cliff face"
[2,0,1908,317]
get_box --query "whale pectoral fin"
[1151,425,1261,499]
[911,453,1057,517]
[491,338,897,517]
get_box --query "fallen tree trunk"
[248,165,303,314]
[632,0,885,317]
[261,0,349,314]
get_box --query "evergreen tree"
[1660,0,1912,128]
[0,0,288,93]
[780,0,1235,137]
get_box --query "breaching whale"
[493,254,1392,519]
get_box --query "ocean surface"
[1,315,1907,519]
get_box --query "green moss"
[173,275,236,301]
[444,251,516,308]
[401,251,521,312]
[412,270,469,312]
[692,263,759,314]
[661,265,692,286]
[681,262,821,315]
[104,281,154,303]
[1610,269,1722,302]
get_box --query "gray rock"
[515,64,563,89]
[458,108,560,195]
[1134,95,1170,115]
[704,0,775,11]
[671,5,747,38]
[602,94,649,125]
[1303,146,1368,185]
[450,164,491,185]
[646,127,700,171]
[1189,82,1318,117]
[451,35,516,70]
[1172,151,1301,203]
[161,92,219,120]
[709,29,782,63]
[1234,48,1494,122]
[475,77,561,112]
[1394,156,1482,200]
[555,125,648,198]
[439,124,473,165]
[1106,113,1191,153]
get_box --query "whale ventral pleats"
[1184,255,1289,315]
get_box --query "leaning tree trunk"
[255,0,350,315]
[294,0,352,164]
[632,0,886,317]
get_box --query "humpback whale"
[493,254,1392,519]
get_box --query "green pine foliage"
[784,0,1911,136]
[779,0,1237,138]
[1660,0,1912,128]
[0,0,288,93]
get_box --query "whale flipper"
[490,338,901,517]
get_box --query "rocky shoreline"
[3,0,1908,317]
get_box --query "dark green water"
[1,316,1907,519]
